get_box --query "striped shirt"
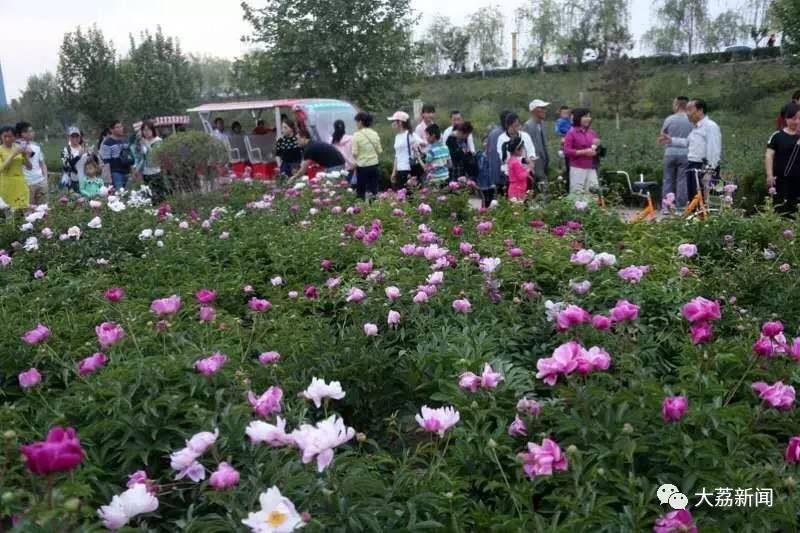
[425,141,450,182]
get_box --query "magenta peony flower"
[555,305,591,332]
[20,426,84,476]
[304,285,318,299]
[104,287,125,302]
[96,322,125,348]
[653,509,697,533]
[592,315,611,330]
[209,462,240,490]
[476,220,493,234]
[248,387,283,417]
[677,243,698,258]
[194,353,227,376]
[248,297,272,312]
[752,381,795,410]
[458,372,481,392]
[509,247,523,258]
[195,289,217,304]
[320,259,333,270]
[480,363,503,389]
[387,310,401,326]
[198,305,216,322]
[753,334,787,357]
[18,368,42,388]
[452,298,472,314]
[536,342,581,385]
[575,346,611,374]
[517,398,541,416]
[150,295,181,316]
[519,438,568,479]
[789,338,800,360]
[682,297,721,323]
[689,321,714,344]
[679,266,692,277]
[459,242,474,254]
[355,260,373,276]
[346,287,366,303]
[508,415,527,437]
[78,353,108,376]
[22,323,51,345]
[618,265,647,283]
[661,396,688,422]
[415,405,460,437]
[785,436,800,463]
[762,321,784,338]
[609,299,640,323]
[259,351,281,364]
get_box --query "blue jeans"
[111,172,129,190]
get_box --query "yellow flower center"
[266,510,287,527]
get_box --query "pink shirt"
[507,156,529,199]
[563,127,599,169]
[333,135,355,171]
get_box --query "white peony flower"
[302,377,345,408]
[23,237,39,252]
[20,222,34,232]
[241,486,304,532]
[139,229,153,240]
[67,226,82,240]
[479,257,502,273]
[97,483,159,531]
[154,229,164,238]
[88,217,102,229]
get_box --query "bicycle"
[683,167,730,221]
[600,170,658,222]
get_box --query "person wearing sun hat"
[522,98,550,188]
[388,110,423,189]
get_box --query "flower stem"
[724,356,759,406]
[488,446,523,520]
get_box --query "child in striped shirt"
[424,124,451,185]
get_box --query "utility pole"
[512,32,518,68]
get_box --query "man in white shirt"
[658,98,722,201]
[496,112,536,177]
[15,122,48,205]
[442,110,476,153]
[211,117,229,141]
[413,104,436,154]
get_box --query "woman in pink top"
[504,137,529,200]
[563,108,600,195]
[331,120,355,178]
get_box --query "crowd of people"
[1,88,800,213]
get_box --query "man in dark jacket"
[486,110,511,197]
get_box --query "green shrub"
[152,131,228,193]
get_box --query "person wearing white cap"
[388,111,424,189]
[60,127,89,193]
[522,99,550,188]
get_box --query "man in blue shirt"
[100,120,133,190]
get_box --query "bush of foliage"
[1,180,800,531]
[152,132,228,194]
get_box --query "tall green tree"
[15,72,67,137]
[595,57,639,128]
[557,1,595,64]
[241,0,415,108]
[517,0,560,68]
[121,28,197,119]
[643,0,708,57]
[703,10,747,52]
[771,0,800,50]
[591,0,633,60]
[57,25,122,126]
[744,0,773,47]
[466,6,505,70]
[189,55,236,100]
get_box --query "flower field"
[2,178,800,531]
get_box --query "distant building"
[0,60,6,109]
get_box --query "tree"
[241,0,415,108]
[517,0,560,69]
[591,0,633,61]
[644,0,708,57]
[743,0,772,47]
[466,6,505,70]
[189,55,236,99]
[440,25,471,73]
[703,10,747,52]
[595,58,640,129]
[15,73,67,137]
[121,28,197,120]
[57,25,122,127]
[771,0,800,50]
[557,1,595,64]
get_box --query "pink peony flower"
[355,260,373,276]
[346,287,366,303]
[209,462,240,490]
[248,297,272,312]
[259,351,281,364]
[194,353,227,376]
[78,353,108,376]
[536,342,581,385]
[661,396,688,422]
[654,509,697,533]
[679,266,692,277]
[592,315,611,330]
[517,398,541,416]
[22,323,51,345]
[689,321,714,344]
[570,280,591,295]
[452,298,472,314]
[248,386,283,417]
[681,297,721,323]
[570,249,595,265]
[677,243,698,258]
[20,426,84,475]
[302,377,345,408]
[480,363,503,389]
[520,438,568,479]
[187,429,219,454]
[609,299,640,323]
[387,310,401,325]
[476,220,493,234]
[575,346,611,374]
[753,335,786,357]
[290,415,355,473]
[752,381,795,410]
[320,259,333,270]
[762,321,784,338]
[555,305,591,332]
[198,306,216,322]
[508,415,527,437]
[618,265,647,283]
[785,436,800,463]
[458,372,481,392]
[195,289,217,304]
[150,295,181,316]
[104,287,125,302]
[363,323,378,336]
[789,338,800,360]
[18,368,42,388]
[415,405,460,437]
[96,322,125,348]
[246,417,294,447]
[413,291,429,304]
[459,242,474,254]
[385,286,401,301]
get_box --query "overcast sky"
[1,0,743,102]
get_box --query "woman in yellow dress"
[0,125,32,209]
